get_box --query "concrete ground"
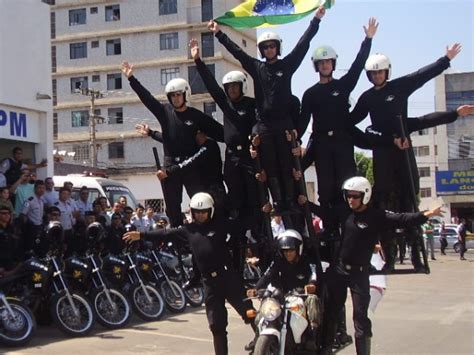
[4,249,473,355]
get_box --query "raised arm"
[285,6,325,73]
[407,105,474,133]
[197,111,224,142]
[121,62,166,122]
[382,206,443,229]
[341,17,378,90]
[123,226,187,245]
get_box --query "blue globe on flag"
[253,0,296,15]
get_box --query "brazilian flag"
[215,0,335,29]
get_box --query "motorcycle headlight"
[260,298,281,321]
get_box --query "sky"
[255,0,474,139]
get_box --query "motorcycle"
[252,288,320,355]
[102,239,165,321]
[0,276,36,347]
[139,241,187,313]
[8,222,95,336]
[65,222,131,329]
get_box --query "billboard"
[436,170,474,195]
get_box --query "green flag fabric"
[215,0,335,29]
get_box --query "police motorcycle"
[0,280,36,346]
[102,224,165,321]
[64,222,131,329]
[162,241,204,308]
[8,222,94,336]
[138,240,187,313]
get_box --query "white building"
[0,0,53,179]
[412,71,474,225]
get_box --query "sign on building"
[436,170,474,195]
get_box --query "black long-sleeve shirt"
[128,76,224,158]
[141,218,240,275]
[256,256,316,292]
[340,207,427,266]
[215,17,321,131]
[194,58,256,152]
[350,56,451,135]
[298,37,372,137]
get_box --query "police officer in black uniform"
[0,206,23,277]
[121,62,224,227]
[320,177,443,355]
[208,6,326,213]
[350,44,461,270]
[104,212,126,255]
[123,192,256,355]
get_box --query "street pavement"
[4,249,473,355]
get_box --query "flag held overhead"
[215,0,335,29]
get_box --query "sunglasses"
[345,193,363,200]
[262,43,276,50]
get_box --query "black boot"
[268,177,284,213]
[244,322,258,352]
[213,332,228,355]
[355,337,371,355]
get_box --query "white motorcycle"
[252,287,319,355]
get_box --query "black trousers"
[203,269,254,355]
[161,165,202,227]
[324,263,372,344]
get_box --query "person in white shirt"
[74,186,92,218]
[131,204,146,232]
[271,210,285,238]
[43,177,59,207]
[143,205,156,231]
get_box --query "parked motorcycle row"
[0,222,204,347]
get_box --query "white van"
[53,175,139,209]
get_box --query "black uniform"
[256,255,315,292]
[215,18,321,210]
[104,224,126,255]
[322,206,427,354]
[350,55,451,210]
[297,37,372,221]
[128,75,224,227]
[0,222,23,271]
[194,57,258,215]
[141,218,254,355]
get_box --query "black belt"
[164,155,190,163]
[203,265,229,279]
[340,262,369,272]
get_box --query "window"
[53,113,58,139]
[92,74,100,82]
[70,76,88,93]
[107,73,122,90]
[109,142,124,159]
[69,8,86,26]
[418,167,430,178]
[434,145,438,156]
[417,128,429,136]
[73,145,90,162]
[160,32,179,50]
[90,7,98,14]
[414,146,429,157]
[459,141,470,158]
[106,38,121,55]
[201,0,213,22]
[189,64,214,94]
[201,32,214,57]
[105,5,120,21]
[51,46,57,72]
[420,188,432,198]
[108,107,123,124]
[52,79,57,106]
[70,42,87,59]
[161,67,180,85]
[433,126,437,135]
[50,12,56,39]
[71,110,89,127]
[91,40,99,48]
[242,39,247,47]
[204,102,216,117]
[159,0,177,15]
[93,109,101,117]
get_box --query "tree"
[354,152,374,185]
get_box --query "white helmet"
[189,192,215,219]
[165,78,191,98]
[365,53,392,80]
[277,229,303,256]
[222,71,248,96]
[311,45,338,72]
[257,31,282,57]
[342,176,372,205]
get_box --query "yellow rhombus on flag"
[215,0,335,29]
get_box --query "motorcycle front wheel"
[254,334,280,355]
[51,291,94,336]
[91,288,131,329]
[130,284,165,321]
[0,299,36,347]
[184,286,204,308]
[160,280,186,313]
